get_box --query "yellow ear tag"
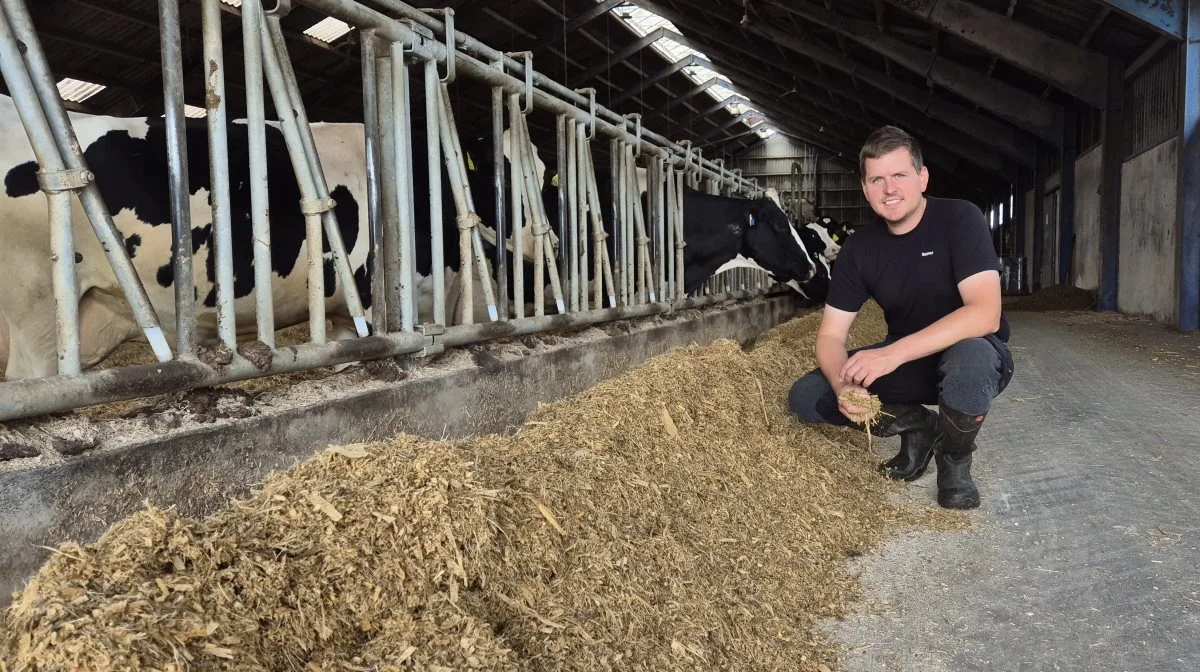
[551,173,560,187]
[466,152,476,171]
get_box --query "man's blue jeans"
[788,335,1015,426]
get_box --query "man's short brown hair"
[859,125,924,181]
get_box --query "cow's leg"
[76,289,142,370]
[4,310,59,380]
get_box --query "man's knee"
[938,338,1004,414]
[789,370,836,423]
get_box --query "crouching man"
[788,126,1015,509]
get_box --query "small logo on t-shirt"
[921,251,934,257]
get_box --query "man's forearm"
[815,334,850,393]
[890,304,999,363]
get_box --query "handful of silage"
[838,390,885,446]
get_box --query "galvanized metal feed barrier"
[0,0,780,422]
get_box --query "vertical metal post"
[557,114,569,306]
[611,137,623,305]
[1099,60,1124,312]
[1059,103,1077,287]
[666,166,677,300]
[48,191,81,374]
[1014,167,1027,291]
[360,28,385,335]
[1032,143,1046,293]
[510,94,525,319]
[159,0,196,358]
[575,122,591,311]
[491,57,508,320]
[1178,0,1200,330]
[242,0,274,345]
[426,57,446,326]
[566,117,579,312]
[652,156,665,303]
[675,164,686,297]
[400,45,419,315]
[202,0,236,350]
[512,96,543,316]
[376,52,401,333]
[390,41,415,331]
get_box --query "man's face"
[861,147,929,225]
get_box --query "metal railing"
[0,0,779,421]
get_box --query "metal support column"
[159,0,197,358]
[1059,103,1077,286]
[1014,167,1027,292]
[1032,143,1046,292]
[202,0,236,350]
[1099,59,1125,312]
[1178,0,1200,330]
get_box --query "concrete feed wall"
[1118,138,1179,324]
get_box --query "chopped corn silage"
[1,301,966,672]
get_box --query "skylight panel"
[57,78,105,103]
[304,16,352,43]
[603,2,769,136]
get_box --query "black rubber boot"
[933,405,984,510]
[868,404,939,481]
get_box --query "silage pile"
[1,302,964,672]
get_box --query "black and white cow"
[0,95,549,380]
[545,167,823,299]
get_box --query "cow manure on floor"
[0,301,969,671]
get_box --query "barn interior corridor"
[821,308,1200,671]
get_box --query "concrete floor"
[819,309,1200,671]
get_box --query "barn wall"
[0,295,803,606]
[1118,138,1179,324]
[1073,145,1105,291]
[734,135,873,226]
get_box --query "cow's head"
[739,196,819,286]
[804,218,841,263]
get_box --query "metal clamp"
[300,196,336,215]
[575,87,596,140]
[419,8,456,82]
[505,51,533,113]
[416,323,446,357]
[36,168,93,193]
[626,113,642,158]
[679,139,693,174]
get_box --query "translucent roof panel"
[604,2,773,139]
[304,17,352,43]
[57,78,105,103]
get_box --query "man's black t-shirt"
[826,196,1010,343]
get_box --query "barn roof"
[3,0,1177,199]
